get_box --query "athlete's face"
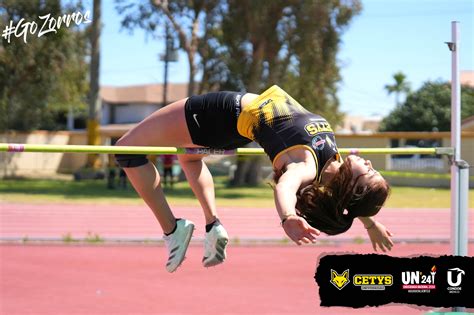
[346,155,383,188]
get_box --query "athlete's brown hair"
[276,158,390,235]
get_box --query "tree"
[209,0,362,185]
[214,1,293,186]
[116,0,223,96]
[86,0,101,168]
[0,0,89,131]
[202,0,361,123]
[379,81,474,132]
[284,0,361,123]
[116,0,360,119]
[384,71,411,107]
[115,0,362,186]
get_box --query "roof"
[100,83,189,104]
[461,70,474,87]
[337,114,382,133]
[462,116,474,131]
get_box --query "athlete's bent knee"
[178,154,205,163]
[115,154,148,168]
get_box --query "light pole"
[160,23,178,107]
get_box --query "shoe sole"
[167,224,195,273]
[203,237,228,267]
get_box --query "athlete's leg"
[115,99,200,272]
[178,154,229,267]
[178,154,218,225]
[115,99,196,234]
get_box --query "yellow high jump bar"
[0,143,454,156]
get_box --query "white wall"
[101,103,111,125]
[114,104,160,124]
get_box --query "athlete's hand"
[366,221,394,252]
[282,215,320,245]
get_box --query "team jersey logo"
[312,136,326,150]
[304,121,333,136]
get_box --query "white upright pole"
[449,21,461,256]
[448,20,468,313]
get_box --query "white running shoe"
[203,223,229,267]
[163,219,195,273]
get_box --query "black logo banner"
[315,254,473,308]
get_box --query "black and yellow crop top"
[237,85,341,182]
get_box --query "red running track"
[1,202,473,243]
[2,243,474,315]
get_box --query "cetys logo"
[353,274,393,291]
[330,269,350,290]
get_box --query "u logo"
[447,268,465,287]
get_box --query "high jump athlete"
[115,85,393,272]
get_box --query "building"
[337,115,382,134]
[462,116,474,131]
[99,83,189,137]
[460,70,474,87]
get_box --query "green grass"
[0,177,473,209]
[0,176,273,207]
[385,186,474,208]
[62,233,78,243]
[381,170,451,179]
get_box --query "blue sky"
[98,0,474,118]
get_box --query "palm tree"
[384,72,411,106]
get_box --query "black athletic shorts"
[184,91,252,149]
